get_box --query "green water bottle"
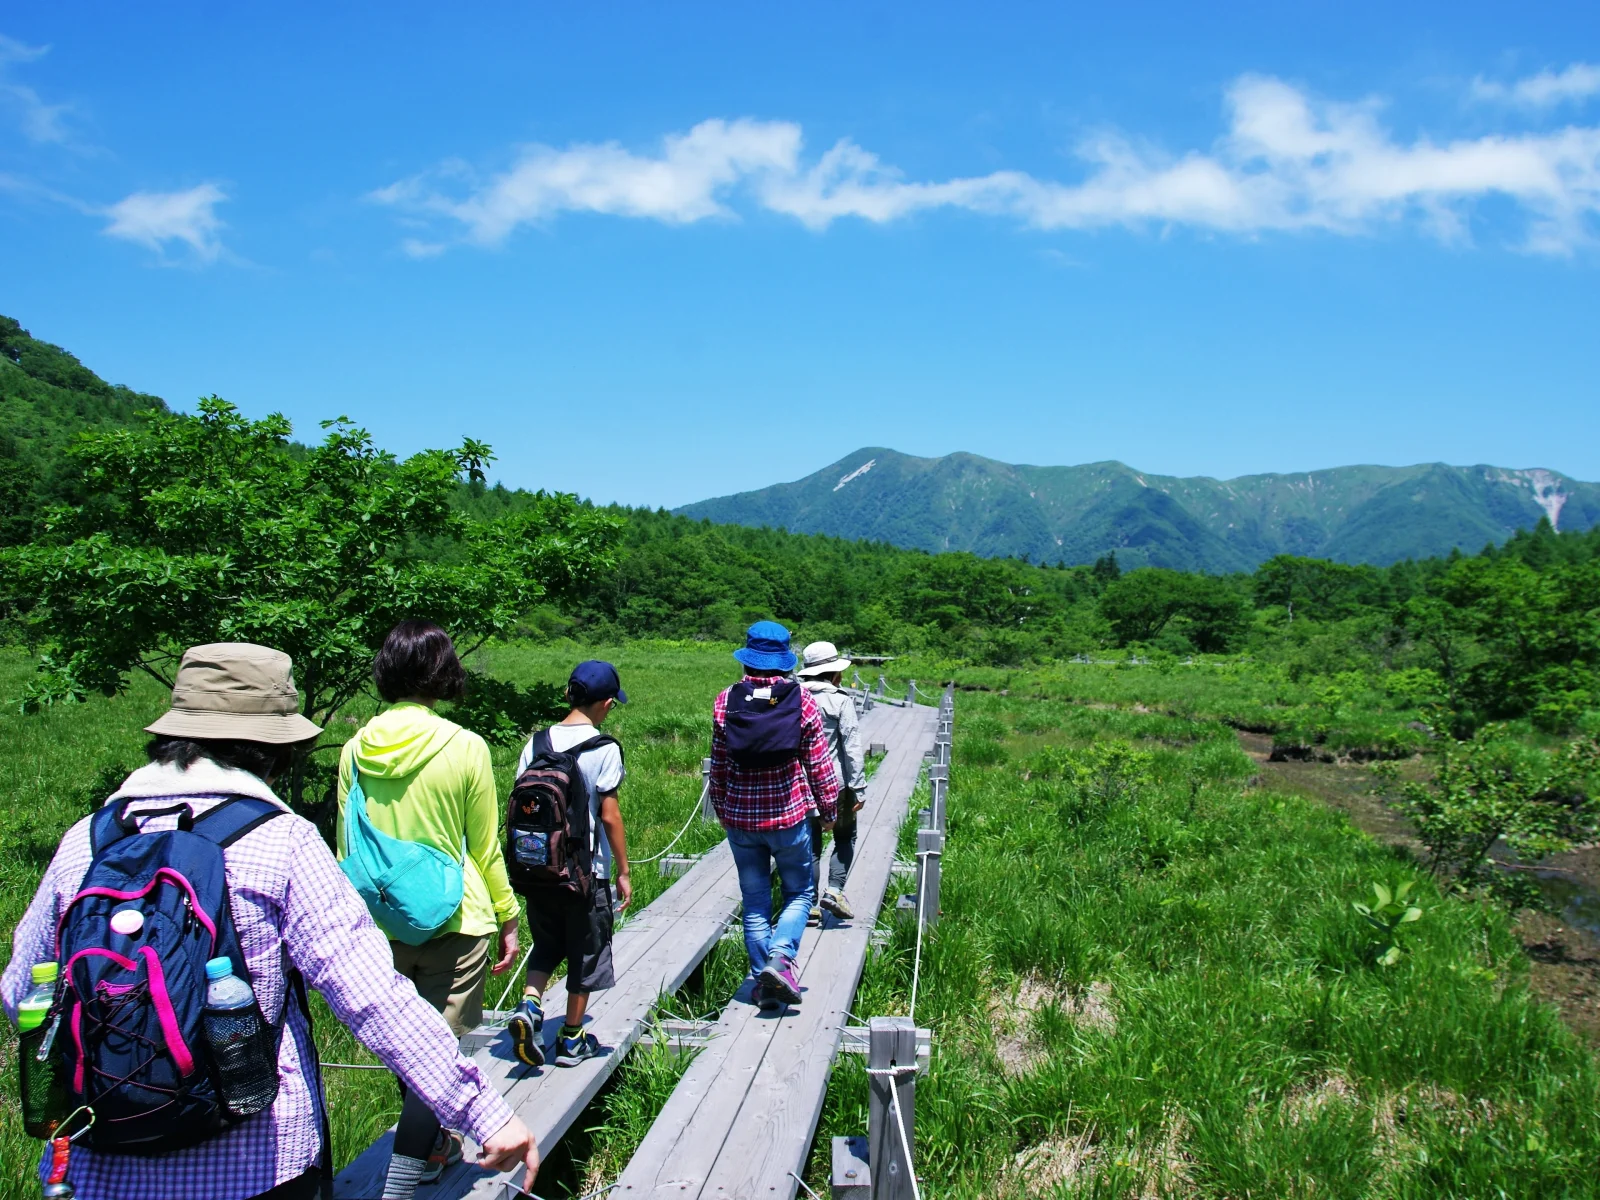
[17,961,67,1139]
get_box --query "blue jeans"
[725,820,815,973]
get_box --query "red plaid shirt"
[710,672,841,831]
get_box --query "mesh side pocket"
[203,1004,279,1119]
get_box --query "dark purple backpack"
[724,679,804,768]
[52,796,306,1155]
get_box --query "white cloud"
[372,119,802,245]
[375,73,1600,255]
[102,183,228,262]
[0,32,73,145]
[1473,63,1600,109]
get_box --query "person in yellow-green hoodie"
[337,620,520,1200]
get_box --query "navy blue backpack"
[724,679,804,768]
[53,796,309,1155]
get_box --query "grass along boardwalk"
[614,699,935,1198]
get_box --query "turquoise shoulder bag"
[339,769,465,946]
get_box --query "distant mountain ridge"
[676,449,1600,571]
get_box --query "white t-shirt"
[515,723,626,880]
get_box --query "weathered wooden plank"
[333,838,742,1200]
[614,703,934,1199]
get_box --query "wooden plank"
[333,839,743,1200]
[614,703,934,1199]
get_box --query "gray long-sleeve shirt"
[802,679,868,793]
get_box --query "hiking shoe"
[419,1129,463,1183]
[759,955,802,1005]
[753,978,783,1011]
[507,998,545,1068]
[808,905,823,927]
[820,889,855,920]
[554,1030,602,1067]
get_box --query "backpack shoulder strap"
[191,795,290,849]
[567,731,619,757]
[89,798,196,855]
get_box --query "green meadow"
[3,645,1598,1199]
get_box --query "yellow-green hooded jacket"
[337,701,516,939]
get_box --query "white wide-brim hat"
[796,640,852,677]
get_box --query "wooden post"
[867,1017,917,1200]
[914,828,942,929]
[700,757,716,823]
[907,679,916,705]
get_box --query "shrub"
[1382,727,1600,906]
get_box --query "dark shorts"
[525,879,616,993]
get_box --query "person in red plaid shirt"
[709,621,841,1009]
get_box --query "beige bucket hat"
[796,640,852,678]
[145,643,323,744]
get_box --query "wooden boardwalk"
[333,698,933,1200]
[333,840,744,1199]
[614,701,934,1198]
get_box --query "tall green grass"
[7,647,1596,1198]
[808,690,1600,1198]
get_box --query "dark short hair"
[373,619,466,703]
[147,736,299,782]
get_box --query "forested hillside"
[5,312,1598,741]
[0,316,168,546]
[677,447,1600,571]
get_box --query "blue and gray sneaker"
[554,1027,602,1067]
[507,996,545,1067]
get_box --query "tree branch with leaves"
[1,397,621,811]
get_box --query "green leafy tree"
[1254,555,1390,621]
[1400,556,1600,733]
[1382,727,1600,906]
[1099,569,1247,652]
[1,397,620,806]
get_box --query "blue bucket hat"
[733,620,797,673]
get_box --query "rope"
[789,1171,825,1200]
[490,940,539,1014]
[632,784,711,864]
[522,1183,619,1200]
[865,1064,923,1200]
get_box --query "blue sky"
[3,2,1598,508]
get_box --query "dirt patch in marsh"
[990,976,1117,1077]
[1237,730,1600,1049]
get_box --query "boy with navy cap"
[506,661,630,1068]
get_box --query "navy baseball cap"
[569,660,628,705]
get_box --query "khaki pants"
[389,933,492,1161]
[389,932,491,1037]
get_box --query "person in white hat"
[796,641,867,920]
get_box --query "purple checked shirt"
[2,760,514,1200]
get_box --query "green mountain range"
[676,448,1600,571]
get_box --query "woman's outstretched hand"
[479,1115,540,1177]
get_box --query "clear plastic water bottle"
[18,961,67,1139]
[202,956,278,1118]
